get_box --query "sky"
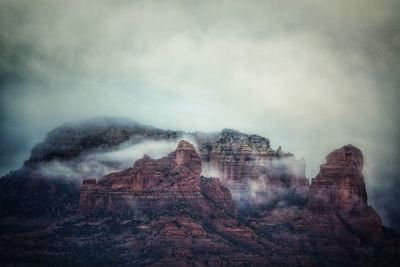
[0,0,399,228]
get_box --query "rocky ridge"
[80,140,235,217]
[74,141,398,266]
[0,118,308,217]
[0,118,399,266]
[76,140,265,265]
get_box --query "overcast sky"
[1,0,399,228]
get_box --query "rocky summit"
[0,118,399,266]
[80,140,235,217]
[306,145,383,241]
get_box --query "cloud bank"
[37,139,180,181]
[0,0,399,229]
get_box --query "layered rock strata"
[1,141,399,266]
[80,140,235,217]
[195,129,309,206]
[1,118,310,218]
[306,145,382,240]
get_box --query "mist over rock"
[80,140,236,218]
[0,118,399,266]
[0,117,310,218]
[194,128,309,208]
[26,117,183,165]
[78,141,263,265]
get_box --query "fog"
[37,139,180,180]
[0,0,399,229]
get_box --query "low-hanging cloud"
[0,0,399,229]
[224,155,308,208]
[37,139,180,180]
[201,163,222,179]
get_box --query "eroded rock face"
[308,145,367,211]
[241,145,398,266]
[306,145,382,241]
[1,119,310,219]
[80,140,234,217]
[195,129,309,207]
[76,141,268,265]
[97,140,201,193]
[0,117,398,266]
[2,141,400,266]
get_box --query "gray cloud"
[0,0,399,229]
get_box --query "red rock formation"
[96,140,201,193]
[3,119,310,219]
[80,140,235,217]
[308,145,366,210]
[77,140,269,265]
[200,176,236,217]
[2,142,400,266]
[307,145,382,241]
[195,129,309,206]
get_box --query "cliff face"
[195,129,309,207]
[307,145,366,211]
[78,141,264,266]
[0,118,183,218]
[1,137,399,266]
[80,140,235,217]
[306,145,382,241]
[1,119,309,217]
[0,118,399,266]
[77,141,397,266]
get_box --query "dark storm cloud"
[0,0,399,229]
